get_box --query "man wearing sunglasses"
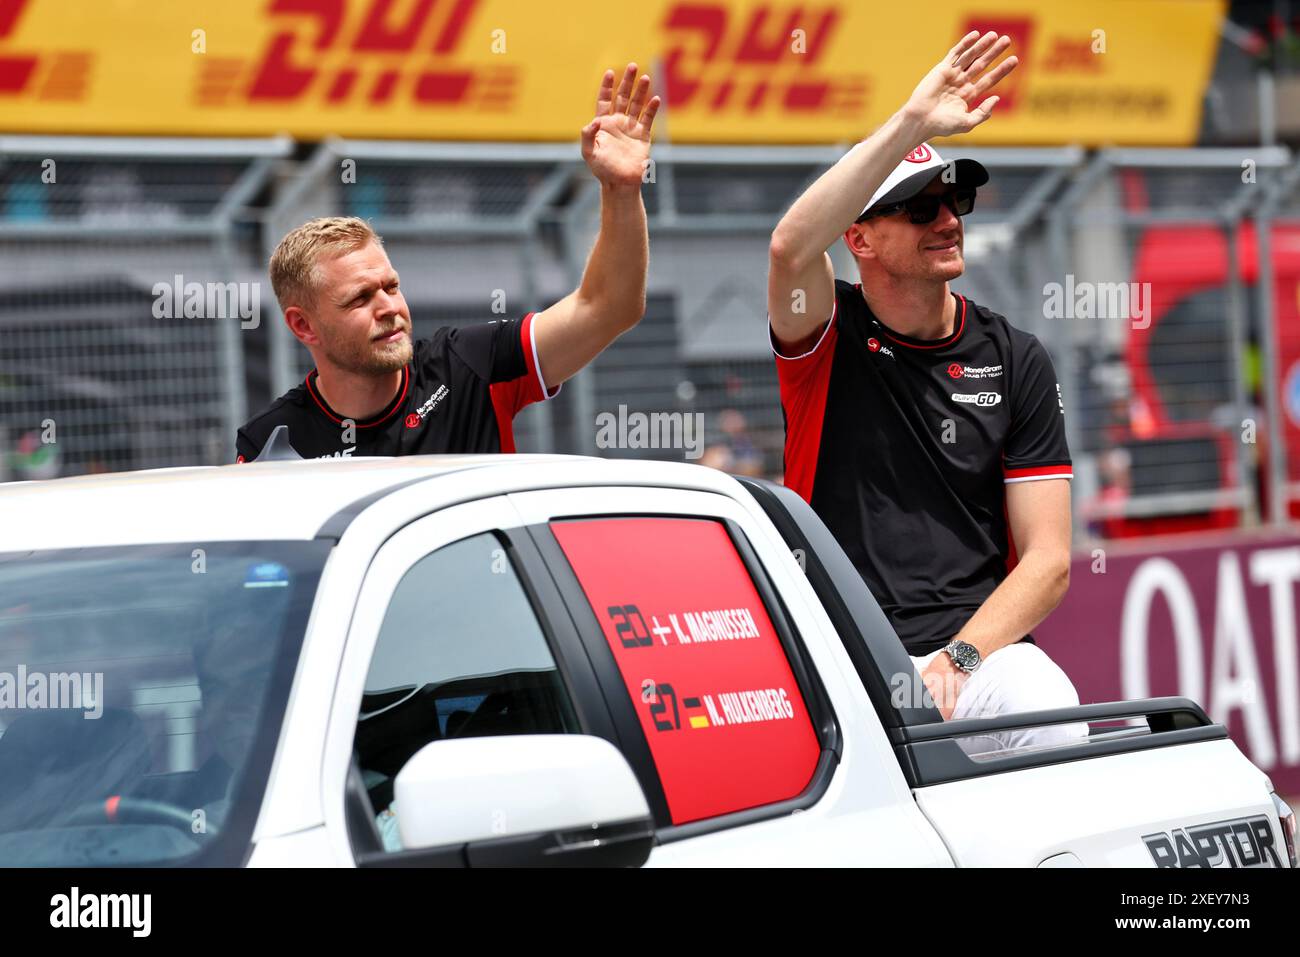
[768,31,1083,751]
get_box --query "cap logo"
[905,145,933,164]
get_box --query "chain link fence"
[0,136,288,480]
[1042,148,1295,542]
[262,141,584,455]
[3,136,1300,546]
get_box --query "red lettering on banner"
[735,8,800,63]
[959,16,1033,113]
[353,0,436,51]
[327,68,357,101]
[662,3,726,107]
[0,0,36,93]
[0,0,29,36]
[370,69,399,102]
[1043,36,1101,73]
[784,81,827,110]
[243,0,489,109]
[662,2,865,118]
[0,52,35,92]
[414,70,471,103]
[249,0,344,99]
[0,0,93,99]
[432,0,476,52]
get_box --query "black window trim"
[345,524,625,867]
[527,511,841,844]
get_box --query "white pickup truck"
[0,440,1293,868]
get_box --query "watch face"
[952,643,979,670]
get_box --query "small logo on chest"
[947,363,1003,380]
[407,384,450,428]
[867,337,895,358]
[952,391,1002,407]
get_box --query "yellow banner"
[0,0,1225,145]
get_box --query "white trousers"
[911,642,1090,756]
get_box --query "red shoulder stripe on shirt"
[1004,464,1074,480]
[774,300,838,503]
[490,381,516,453]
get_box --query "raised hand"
[903,31,1018,139]
[581,63,661,189]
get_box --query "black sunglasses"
[857,187,977,225]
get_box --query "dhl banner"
[0,0,1224,144]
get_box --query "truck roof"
[0,454,745,551]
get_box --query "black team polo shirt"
[772,279,1072,655]
[236,312,558,462]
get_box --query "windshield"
[0,541,328,866]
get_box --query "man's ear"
[283,305,320,346]
[844,222,875,260]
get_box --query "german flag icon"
[683,696,710,729]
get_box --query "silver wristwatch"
[943,639,982,674]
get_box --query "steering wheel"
[61,797,219,837]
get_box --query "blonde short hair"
[269,216,382,311]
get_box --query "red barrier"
[1037,530,1300,794]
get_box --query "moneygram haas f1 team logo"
[0,0,92,101]
[661,3,868,118]
[199,0,514,112]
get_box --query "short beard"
[323,331,412,376]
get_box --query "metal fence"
[3,135,1300,545]
[0,135,290,480]
[1042,147,1295,542]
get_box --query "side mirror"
[393,734,655,867]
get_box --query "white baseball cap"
[858,143,989,220]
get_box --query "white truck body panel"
[1,455,1287,867]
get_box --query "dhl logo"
[0,0,91,101]
[660,2,868,117]
[958,15,1104,114]
[199,0,514,111]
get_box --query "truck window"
[551,517,820,825]
[353,532,580,850]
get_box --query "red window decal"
[551,517,820,825]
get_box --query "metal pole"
[1223,212,1258,525]
[214,227,248,463]
[1046,151,1111,543]
[1255,194,1289,526]
[262,143,339,396]
[560,180,601,455]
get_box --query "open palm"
[582,63,661,188]
[906,31,1019,138]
